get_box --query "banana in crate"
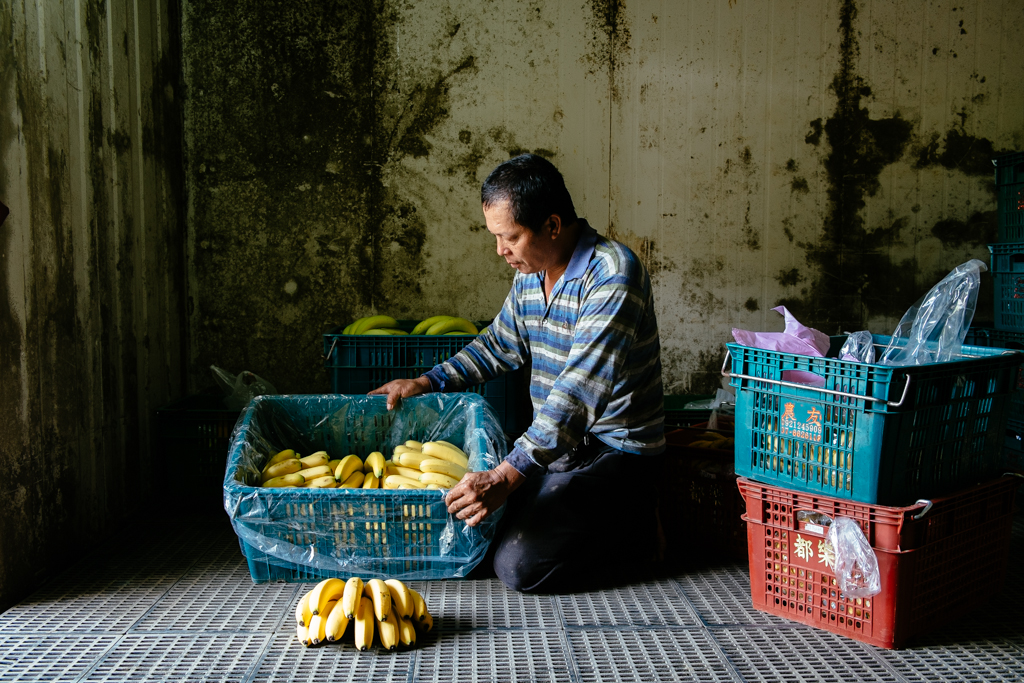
[258,440,471,490]
[340,314,479,336]
[295,576,434,650]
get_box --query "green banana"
[352,315,398,334]
[410,315,453,335]
[426,317,478,335]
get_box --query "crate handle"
[720,350,912,407]
[323,337,339,362]
[911,499,933,520]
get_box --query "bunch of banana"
[294,576,434,649]
[342,315,407,336]
[381,440,470,490]
[409,315,478,336]
[688,431,735,450]
[261,450,340,488]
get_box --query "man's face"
[483,201,554,274]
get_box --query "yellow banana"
[308,599,336,644]
[334,454,363,482]
[425,484,443,490]
[393,445,415,456]
[341,321,356,335]
[397,615,417,647]
[299,451,329,468]
[324,597,350,641]
[362,328,404,335]
[262,473,305,488]
[410,588,427,622]
[384,579,414,620]
[264,448,296,470]
[354,596,375,651]
[363,452,385,478]
[419,458,467,479]
[261,458,301,482]
[296,624,310,646]
[297,464,332,480]
[410,315,453,335]
[394,465,423,480]
[364,578,392,622]
[295,589,314,627]
[417,610,434,632]
[419,472,461,489]
[384,475,424,489]
[309,577,346,615]
[362,472,379,489]
[405,440,423,450]
[352,315,398,334]
[304,475,338,488]
[340,471,365,488]
[397,451,431,469]
[327,459,343,473]
[426,317,478,335]
[377,614,399,650]
[342,577,364,618]
[422,441,469,469]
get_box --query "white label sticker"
[805,523,825,535]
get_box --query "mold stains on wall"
[777,0,920,333]
[930,211,997,248]
[585,0,631,100]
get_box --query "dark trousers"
[491,438,661,593]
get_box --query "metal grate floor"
[1,509,1022,683]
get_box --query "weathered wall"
[182,0,1024,396]
[0,0,185,611]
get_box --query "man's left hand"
[445,461,525,527]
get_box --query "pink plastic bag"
[733,306,830,386]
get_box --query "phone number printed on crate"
[780,401,824,443]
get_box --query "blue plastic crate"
[963,327,1024,424]
[995,151,1024,242]
[323,321,524,435]
[725,334,1022,505]
[988,243,1024,332]
[223,393,506,583]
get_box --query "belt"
[570,433,603,458]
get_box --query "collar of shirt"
[533,219,597,289]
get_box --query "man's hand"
[367,376,432,410]
[445,461,525,527]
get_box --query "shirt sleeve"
[423,280,529,392]
[504,262,651,477]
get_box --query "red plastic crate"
[739,475,1021,649]
[661,420,746,561]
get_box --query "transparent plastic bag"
[839,330,876,363]
[211,365,278,411]
[826,517,881,598]
[705,388,736,431]
[879,259,986,366]
[223,393,506,581]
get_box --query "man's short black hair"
[481,154,577,232]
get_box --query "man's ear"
[544,213,562,240]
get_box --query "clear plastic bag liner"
[880,259,986,366]
[826,517,881,598]
[706,389,736,430]
[223,393,507,580]
[839,330,876,363]
[211,365,278,411]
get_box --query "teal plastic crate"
[995,151,1024,242]
[224,393,506,582]
[963,327,1024,424]
[663,394,715,428]
[725,334,1022,505]
[988,243,1024,332]
[323,321,524,435]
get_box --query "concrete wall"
[182,0,1024,398]
[0,0,185,611]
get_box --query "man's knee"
[492,532,563,593]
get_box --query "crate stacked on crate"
[724,333,1023,648]
[660,416,747,563]
[988,152,1024,331]
[323,320,525,437]
[963,327,1024,468]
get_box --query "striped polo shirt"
[424,219,665,476]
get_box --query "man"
[370,154,664,592]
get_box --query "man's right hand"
[367,376,432,410]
